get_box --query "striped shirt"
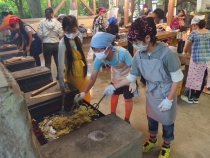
[188,30,210,62]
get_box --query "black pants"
[33,55,41,66]
[177,40,185,53]
[43,43,59,71]
[188,69,208,99]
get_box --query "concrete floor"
[39,40,210,158]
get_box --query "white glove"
[129,82,136,93]
[158,97,173,112]
[74,92,86,103]
[103,84,116,96]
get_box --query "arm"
[27,32,33,48]
[167,82,180,100]
[20,34,25,50]
[58,39,66,87]
[83,70,99,93]
[58,22,64,39]
[183,41,192,53]
[37,21,43,40]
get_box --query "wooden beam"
[167,0,175,26]
[93,0,96,14]
[116,0,119,7]
[80,0,94,15]
[124,0,129,25]
[47,0,51,7]
[54,0,66,14]
[176,0,196,6]
[130,0,134,22]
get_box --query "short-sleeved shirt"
[130,42,181,77]
[188,30,210,62]
[93,46,133,71]
[24,25,36,34]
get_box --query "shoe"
[102,65,106,69]
[181,95,193,104]
[143,140,158,153]
[193,97,199,104]
[158,146,171,158]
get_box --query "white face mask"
[133,43,148,52]
[94,48,109,60]
[65,32,77,39]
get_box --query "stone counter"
[0,62,41,158]
[39,114,143,158]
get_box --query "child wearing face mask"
[9,16,42,66]
[103,16,183,158]
[74,32,137,123]
[58,15,90,102]
[38,7,63,79]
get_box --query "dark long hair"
[45,7,53,21]
[107,22,116,33]
[62,15,87,78]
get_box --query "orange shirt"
[0,14,14,32]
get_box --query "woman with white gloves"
[74,32,137,123]
[103,16,183,158]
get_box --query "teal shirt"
[93,46,133,70]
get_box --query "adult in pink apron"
[181,16,210,104]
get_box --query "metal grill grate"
[4,58,36,72]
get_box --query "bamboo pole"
[167,0,175,26]
[124,0,129,25]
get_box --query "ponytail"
[45,7,54,21]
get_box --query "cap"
[91,32,115,48]
[9,16,19,25]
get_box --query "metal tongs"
[92,95,106,110]
[59,83,69,116]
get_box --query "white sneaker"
[181,95,193,104]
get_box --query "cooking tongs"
[92,95,106,110]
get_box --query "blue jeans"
[147,116,174,142]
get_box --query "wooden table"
[178,53,191,92]
[115,31,178,47]
[119,27,129,33]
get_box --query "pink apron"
[186,58,208,90]
[207,61,210,88]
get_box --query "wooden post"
[80,0,94,15]
[124,0,129,25]
[93,0,96,14]
[47,0,51,7]
[167,0,175,26]
[72,0,78,10]
[54,0,66,14]
[116,0,119,7]
[130,0,134,22]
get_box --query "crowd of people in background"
[0,5,210,158]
